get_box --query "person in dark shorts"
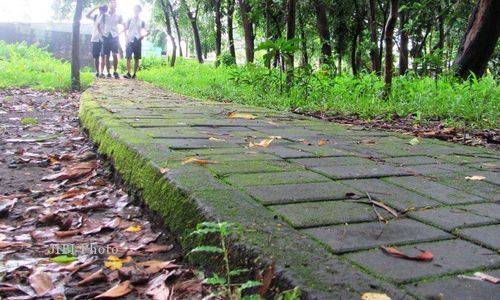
[124,5,149,79]
[98,1,123,79]
[86,5,108,78]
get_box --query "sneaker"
[123,73,132,79]
[99,74,105,79]
[106,74,112,79]
[113,72,120,79]
[95,72,99,78]
[132,74,137,79]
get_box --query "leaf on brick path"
[137,260,179,274]
[0,241,32,249]
[45,188,90,204]
[317,139,329,146]
[464,175,486,181]
[42,160,98,181]
[361,292,392,300]
[249,139,274,148]
[77,268,107,286]
[268,135,282,140]
[143,244,174,253]
[54,229,80,238]
[471,272,500,284]
[369,199,400,218]
[258,257,275,296]
[380,246,433,261]
[146,282,170,300]
[208,137,226,142]
[51,255,79,264]
[228,112,257,119]
[159,167,170,174]
[94,280,133,299]
[182,157,219,166]
[125,225,142,233]
[407,137,421,146]
[105,256,133,270]
[29,270,54,297]
[360,139,376,145]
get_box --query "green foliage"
[20,117,38,125]
[140,58,499,129]
[0,42,93,91]
[118,56,169,73]
[218,51,237,67]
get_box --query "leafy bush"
[0,41,93,91]
[118,56,169,73]
[140,58,499,129]
[218,51,236,67]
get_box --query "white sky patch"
[0,0,151,24]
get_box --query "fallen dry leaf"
[104,256,133,270]
[159,168,170,174]
[182,157,219,166]
[42,161,98,181]
[137,260,178,274]
[208,137,226,141]
[317,139,329,146]
[464,175,486,181]
[29,270,54,296]
[125,225,142,233]
[144,244,174,253]
[258,257,275,296]
[0,241,32,249]
[361,292,392,300]
[146,282,170,300]
[94,280,132,299]
[380,246,433,261]
[249,139,274,148]
[78,268,107,286]
[360,139,376,145]
[228,112,257,120]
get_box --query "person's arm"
[86,7,99,20]
[140,22,149,40]
[97,15,105,36]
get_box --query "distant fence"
[0,22,93,69]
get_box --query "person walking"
[124,5,149,79]
[86,5,108,78]
[99,0,123,79]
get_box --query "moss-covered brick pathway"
[80,80,500,300]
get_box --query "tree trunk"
[367,0,380,74]
[298,11,308,67]
[313,0,332,64]
[454,0,500,79]
[187,9,203,63]
[71,0,84,91]
[160,0,176,67]
[351,1,363,76]
[384,0,398,95]
[214,0,222,66]
[227,0,236,60]
[285,0,296,84]
[238,0,254,63]
[168,1,183,57]
[399,10,409,75]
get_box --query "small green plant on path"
[20,117,38,125]
[189,222,301,300]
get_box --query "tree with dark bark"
[285,0,296,83]
[168,1,184,57]
[454,0,500,79]
[227,0,236,60]
[159,0,177,67]
[313,0,332,64]
[238,0,254,63]
[214,0,222,66]
[71,0,84,91]
[383,0,398,94]
[183,0,204,63]
[399,9,409,75]
[367,0,380,74]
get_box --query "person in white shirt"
[98,0,124,79]
[124,5,149,79]
[86,5,107,78]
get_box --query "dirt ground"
[0,89,211,299]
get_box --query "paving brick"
[347,239,499,283]
[405,269,500,300]
[245,182,359,205]
[434,175,500,201]
[205,160,302,175]
[260,146,317,159]
[289,156,376,168]
[385,177,486,205]
[409,207,497,230]
[288,144,353,157]
[403,163,472,175]
[385,156,441,166]
[270,200,391,228]
[157,138,242,149]
[312,164,411,179]
[341,179,441,211]
[303,219,451,253]
[225,171,330,187]
[458,203,500,220]
[458,225,500,250]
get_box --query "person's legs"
[133,58,139,76]
[102,37,112,77]
[124,43,133,78]
[132,39,142,78]
[111,37,120,78]
[92,42,102,76]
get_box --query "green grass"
[140,58,499,129]
[0,42,93,91]
[20,117,38,125]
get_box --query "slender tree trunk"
[367,0,380,74]
[168,2,183,57]
[238,0,254,63]
[384,0,398,95]
[71,0,84,91]
[187,9,203,63]
[399,10,409,75]
[160,0,176,67]
[313,0,332,64]
[351,1,362,75]
[285,0,296,84]
[298,11,308,66]
[454,0,499,78]
[214,0,222,66]
[227,0,236,60]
